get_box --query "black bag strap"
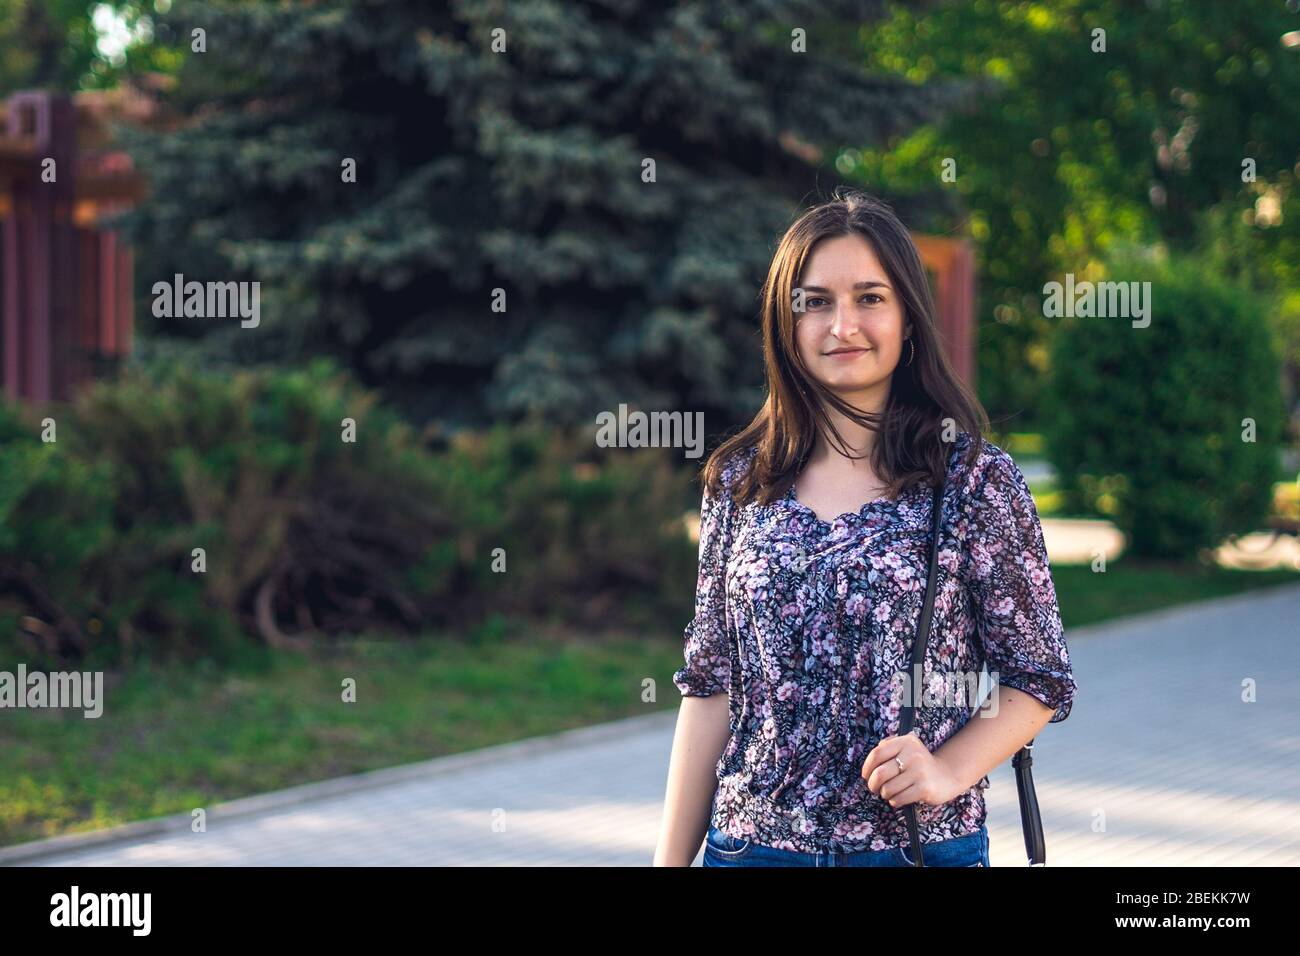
[897,475,1047,866]
[896,477,945,866]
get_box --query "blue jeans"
[701,823,990,867]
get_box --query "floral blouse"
[672,430,1077,853]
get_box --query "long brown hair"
[703,187,988,506]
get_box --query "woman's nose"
[830,306,863,338]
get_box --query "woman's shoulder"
[945,430,1024,499]
[717,441,760,491]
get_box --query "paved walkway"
[8,582,1300,866]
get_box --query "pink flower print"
[846,591,867,621]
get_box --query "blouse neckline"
[782,480,909,531]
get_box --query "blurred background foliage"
[0,0,1296,656]
[0,358,700,668]
[105,0,965,431]
[1043,248,1285,558]
[6,0,1297,430]
[855,0,1300,425]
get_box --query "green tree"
[114,0,960,432]
[853,0,1300,426]
[0,0,179,93]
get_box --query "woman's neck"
[809,395,885,465]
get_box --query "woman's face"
[793,233,911,401]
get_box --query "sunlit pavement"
[1043,517,1300,572]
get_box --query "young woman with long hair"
[654,188,1076,867]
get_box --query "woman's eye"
[800,293,884,308]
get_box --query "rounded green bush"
[1043,251,1286,559]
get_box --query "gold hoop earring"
[905,337,916,367]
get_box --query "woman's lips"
[825,348,871,360]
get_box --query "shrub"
[1043,250,1286,559]
[0,357,701,665]
[425,420,698,628]
[68,357,456,656]
[0,401,118,664]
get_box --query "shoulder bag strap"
[897,477,945,866]
[898,475,1048,866]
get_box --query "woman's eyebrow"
[801,280,892,292]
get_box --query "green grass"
[0,628,675,848]
[1052,559,1300,629]
[3,560,1298,849]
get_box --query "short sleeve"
[671,456,741,698]
[961,450,1076,723]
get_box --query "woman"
[654,188,1076,868]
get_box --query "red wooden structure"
[914,233,977,389]
[0,89,148,405]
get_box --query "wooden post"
[2,91,78,405]
[913,234,977,391]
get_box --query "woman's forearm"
[933,685,1054,795]
[654,693,732,866]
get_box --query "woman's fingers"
[861,732,909,782]
[862,732,925,793]
[882,772,925,808]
